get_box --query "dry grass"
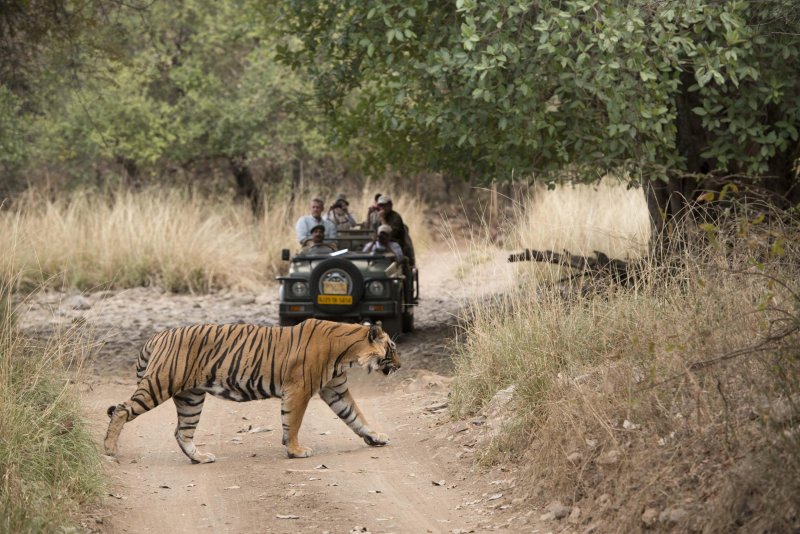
[1,189,280,291]
[0,187,434,293]
[0,257,105,532]
[508,177,651,258]
[450,186,800,532]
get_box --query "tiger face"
[361,323,401,375]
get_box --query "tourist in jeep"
[374,195,415,266]
[326,193,357,231]
[301,223,337,253]
[363,224,403,261]
[306,223,325,246]
[296,197,337,245]
[364,192,383,229]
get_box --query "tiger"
[104,319,400,462]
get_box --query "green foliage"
[128,0,318,166]
[0,87,28,171]
[281,1,800,184]
[6,1,797,193]
[6,0,329,185]
[1,1,136,175]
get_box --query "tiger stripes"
[104,319,400,462]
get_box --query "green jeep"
[277,229,418,339]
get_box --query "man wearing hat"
[363,224,403,260]
[307,223,326,246]
[326,193,357,231]
[301,222,336,252]
[295,197,337,246]
[375,195,414,265]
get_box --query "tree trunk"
[645,70,717,236]
[116,156,142,189]
[228,154,261,216]
[762,103,800,207]
[651,69,800,231]
[644,175,701,235]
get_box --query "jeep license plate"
[317,295,352,305]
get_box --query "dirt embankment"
[19,246,538,534]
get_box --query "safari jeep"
[277,229,418,339]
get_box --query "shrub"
[451,197,800,532]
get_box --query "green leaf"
[639,70,656,81]
[697,68,713,87]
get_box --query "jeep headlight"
[291,281,309,297]
[367,280,384,296]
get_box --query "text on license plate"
[317,295,353,305]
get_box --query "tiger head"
[360,323,401,375]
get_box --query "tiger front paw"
[363,432,389,447]
[287,445,313,458]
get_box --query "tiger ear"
[368,323,384,342]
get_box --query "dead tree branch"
[508,248,637,286]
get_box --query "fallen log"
[508,249,636,286]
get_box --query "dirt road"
[21,247,525,534]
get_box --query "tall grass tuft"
[0,189,290,292]
[0,259,105,532]
[451,191,800,532]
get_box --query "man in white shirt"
[296,197,337,245]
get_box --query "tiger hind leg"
[319,375,389,447]
[173,389,215,464]
[104,382,162,457]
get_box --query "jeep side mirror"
[281,248,290,261]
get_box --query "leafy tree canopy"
[280,0,800,194]
[3,0,330,193]
[0,0,136,172]
[47,1,320,173]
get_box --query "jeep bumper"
[279,300,403,322]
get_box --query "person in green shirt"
[375,195,415,266]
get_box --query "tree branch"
[639,325,799,391]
